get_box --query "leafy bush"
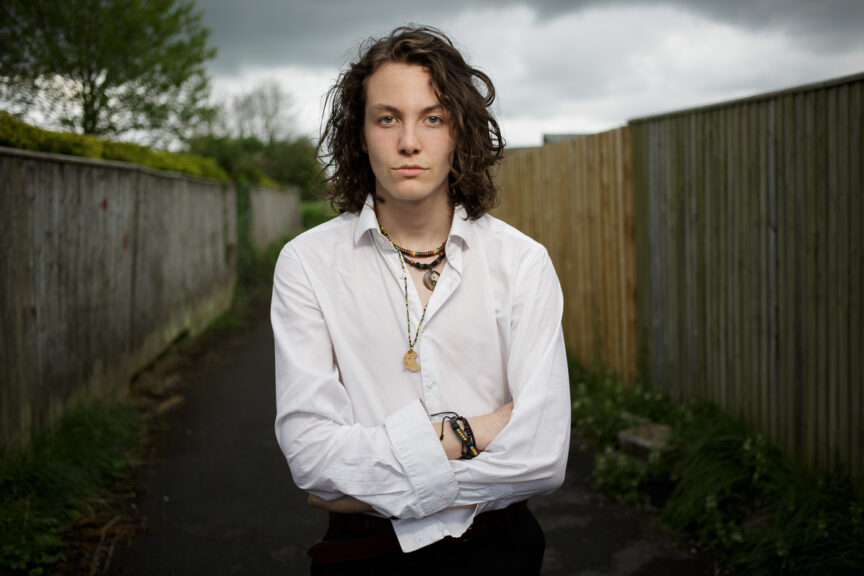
[301,199,337,231]
[569,359,864,575]
[0,112,227,180]
[100,140,227,179]
[0,111,103,157]
[185,134,324,197]
[569,357,673,447]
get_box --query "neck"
[375,193,453,248]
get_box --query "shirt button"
[425,382,434,390]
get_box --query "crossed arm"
[273,241,569,524]
[308,402,514,513]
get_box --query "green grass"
[569,357,864,575]
[0,400,143,574]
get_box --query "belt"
[308,500,528,563]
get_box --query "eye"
[378,115,397,125]
[426,115,444,126]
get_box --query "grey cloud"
[196,0,483,73]
[528,0,864,49]
[196,0,864,75]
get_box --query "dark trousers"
[310,503,545,576]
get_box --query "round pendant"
[403,350,420,372]
[423,269,440,290]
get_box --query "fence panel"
[495,127,637,382]
[631,72,864,485]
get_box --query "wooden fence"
[632,73,863,481]
[495,128,638,383]
[493,72,863,486]
[0,147,301,447]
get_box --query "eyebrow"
[368,103,445,116]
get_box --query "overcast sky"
[196,0,864,147]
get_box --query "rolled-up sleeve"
[272,244,458,519]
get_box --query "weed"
[569,358,864,575]
[0,400,142,574]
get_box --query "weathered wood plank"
[833,83,850,473]
[778,94,796,458]
[765,98,778,443]
[731,104,743,415]
[849,80,863,485]
[815,88,830,469]
[718,107,730,410]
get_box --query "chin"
[382,184,447,204]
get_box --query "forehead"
[364,62,442,110]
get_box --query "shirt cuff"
[391,507,476,552]
[385,399,458,518]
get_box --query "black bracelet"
[450,417,479,459]
[457,416,475,447]
[431,411,479,459]
[431,411,459,441]
[458,417,479,459]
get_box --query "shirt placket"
[375,230,463,415]
[415,240,461,416]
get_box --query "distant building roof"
[542,133,587,144]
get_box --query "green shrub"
[0,112,227,180]
[301,199,337,231]
[184,135,324,196]
[100,140,227,180]
[568,359,864,575]
[569,357,673,447]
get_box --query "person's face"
[363,62,454,206]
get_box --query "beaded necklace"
[380,225,443,371]
[395,246,427,372]
[379,227,446,258]
[379,225,446,290]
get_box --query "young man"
[271,25,570,574]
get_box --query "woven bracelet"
[431,411,479,459]
[431,411,459,441]
[450,417,479,459]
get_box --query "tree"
[0,0,216,145]
[186,133,324,201]
[188,79,323,198]
[213,79,294,144]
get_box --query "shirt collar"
[353,195,379,246]
[448,204,473,249]
[352,194,475,255]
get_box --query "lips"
[393,165,426,177]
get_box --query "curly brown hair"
[316,25,505,220]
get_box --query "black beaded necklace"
[379,225,446,290]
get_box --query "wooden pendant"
[403,350,420,371]
[423,269,440,290]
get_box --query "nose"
[399,125,421,155]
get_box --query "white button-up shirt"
[271,198,570,552]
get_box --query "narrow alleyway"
[108,302,716,576]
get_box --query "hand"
[307,493,373,514]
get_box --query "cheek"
[364,130,389,156]
[363,135,389,179]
